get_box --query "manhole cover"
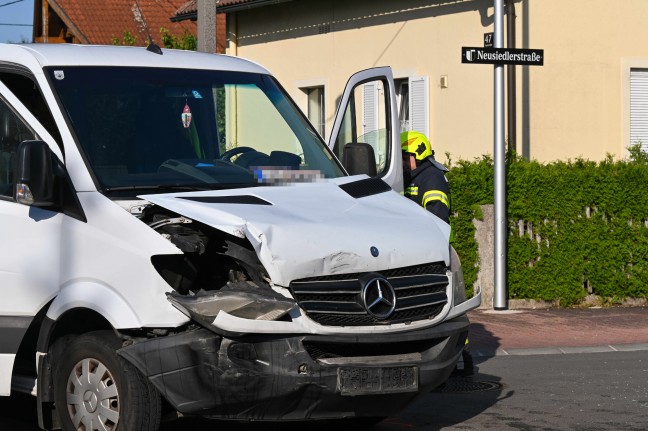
[432,379,502,393]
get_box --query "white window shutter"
[363,82,378,135]
[409,76,429,138]
[630,69,648,151]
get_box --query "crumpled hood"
[141,176,450,286]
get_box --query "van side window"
[0,72,62,148]
[0,98,38,198]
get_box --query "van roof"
[0,43,270,75]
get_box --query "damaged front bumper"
[118,316,469,421]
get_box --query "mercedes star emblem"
[361,277,396,319]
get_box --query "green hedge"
[445,148,648,306]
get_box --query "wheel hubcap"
[66,358,119,430]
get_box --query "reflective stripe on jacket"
[403,158,450,224]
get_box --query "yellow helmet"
[400,131,432,161]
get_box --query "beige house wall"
[225,0,648,163]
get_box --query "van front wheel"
[52,331,161,431]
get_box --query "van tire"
[52,330,161,431]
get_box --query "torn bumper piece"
[118,316,470,421]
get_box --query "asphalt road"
[382,350,648,431]
[2,351,647,430]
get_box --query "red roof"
[44,0,197,46]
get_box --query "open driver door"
[327,67,403,193]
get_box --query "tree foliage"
[112,28,197,50]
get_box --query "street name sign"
[461,47,544,66]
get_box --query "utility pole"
[197,0,216,53]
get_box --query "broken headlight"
[167,287,296,326]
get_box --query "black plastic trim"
[118,315,469,419]
[339,177,392,198]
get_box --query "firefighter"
[400,130,450,223]
[400,130,474,377]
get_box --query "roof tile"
[174,0,265,18]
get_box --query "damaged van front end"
[115,177,478,421]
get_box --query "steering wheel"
[220,146,255,163]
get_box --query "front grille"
[289,262,449,326]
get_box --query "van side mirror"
[14,140,55,206]
[342,142,377,177]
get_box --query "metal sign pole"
[493,0,508,310]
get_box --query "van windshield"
[46,66,344,194]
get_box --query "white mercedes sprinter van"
[0,43,480,430]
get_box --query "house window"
[395,79,409,132]
[630,68,648,151]
[305,86,325,138]
[394,76,428,137]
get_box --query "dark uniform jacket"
[403,157,450,224]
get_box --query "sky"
[0,0,34,44]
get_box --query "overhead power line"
[0,0,32,28]
[0,0,26,8]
